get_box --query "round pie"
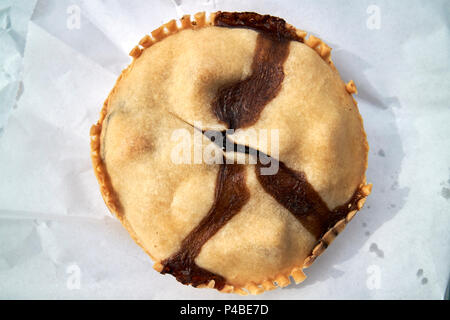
[90,12,372,295]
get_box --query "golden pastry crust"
[90,12,372,295]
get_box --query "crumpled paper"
[0,0,449,299]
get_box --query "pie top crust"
[90,12,371,295]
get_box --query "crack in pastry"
[100,111,115,160]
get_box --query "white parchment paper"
[0,0,449,299]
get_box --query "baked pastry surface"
[90,12,371,294]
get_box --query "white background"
[0,0,449,299]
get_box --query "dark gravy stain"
[212,33,290,129]
[161,163,250,289]
[211,11,302,130]
[256,160,364,240]
[214,11,303,43]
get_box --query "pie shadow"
[283,49,410,291]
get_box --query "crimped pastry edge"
[90,11,372,295]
